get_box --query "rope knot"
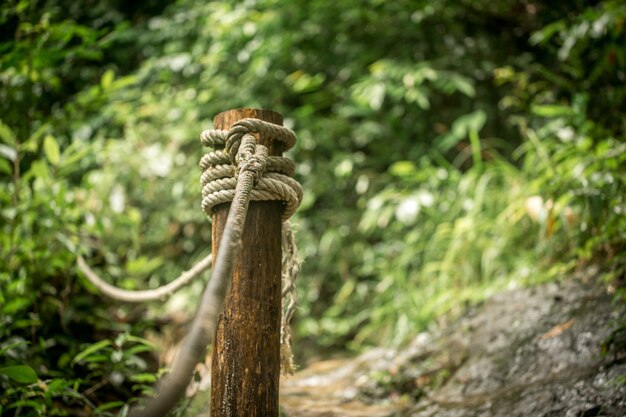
[230,132,267,184]
[199,118,303,221]
[237,152,267,184]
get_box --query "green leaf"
[43,135,61,165]
[95,401,125,412]
[464,110,487,133]
[436,132,460,152]
[365,82,386,111]
[0,120,17,145]
[58,142,91,176]
[450,75,476,97]
[450,110,485,137]
[23,124,50,153]
[530,20,566,45]
[124,334,156,349]
[2,297,33,314]
[71,340,112,366]
[0,158,11,174]
[6,399,42,411]
[101,69,115,89]
[531,104,575,117]
[406,87,430,109]
[0,365,38,383]
[0,144,16,162]
[290,71,325,93]
[126,256,164,276]
[46,378,70,395]
[124,344,153,356]
[0,340,30,356]
[389,161,416,177]
[129,373,158,383]
[435,110,486,152]
[25,159,50,181]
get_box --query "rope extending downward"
[130,118,302,417]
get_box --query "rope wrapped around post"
[200,118,302,220]
[200,118,303,374]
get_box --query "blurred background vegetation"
[1,0,625,415]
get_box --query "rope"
[199,119,302,220]
[280,221,301,373]
[130,118,302,417]
[76,254,212,302]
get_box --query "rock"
[280,276,626,417]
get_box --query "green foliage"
[0,366,38,384]
[0,1,169,415]
[0,113,155,415]
[1,0,625,413]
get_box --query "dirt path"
[280,353,401,417]
[280,275,626,417]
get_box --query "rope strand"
[76,254,212,303]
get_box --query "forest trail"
[280,272,626,417]
[280,353,401,417]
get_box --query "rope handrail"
[76,254,212,303]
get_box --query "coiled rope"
[199,118,302,219]
[122,118,302,417]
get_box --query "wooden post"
[210,108,283,417]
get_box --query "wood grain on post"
[210,108,283,417]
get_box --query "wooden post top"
[214,108,283,130]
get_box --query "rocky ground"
[280,273,626,417]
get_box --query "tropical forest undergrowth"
[1,1,625,416]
